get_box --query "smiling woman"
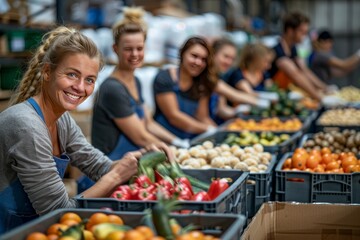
[0,26,171,233]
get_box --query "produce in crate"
[302,130,360,154]
[226,117,302,132]
[335,86,360,102]
[318,108,360,126]
[173,142,273,173]
[109,152,231,201]
[223,131,290,146]
[25,201,220,240]
[281,147,360,173]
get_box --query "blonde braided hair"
[112,7,147,45]
[10,26,104,105]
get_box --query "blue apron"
[77,83,145,193]
[155,78,199,139]
[0,98,70,234]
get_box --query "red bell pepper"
[157,179,174,194]
[174,183,193,200]
[155,171,164,182]
[207,178,229,200]
[175,177,193,195]
[191,191,210,201]
[135,175,152,188]
[137,189,156,200]
[111,190,132,200]
[146,184,157,194]
[157,186,172,200]
[129,183,140,199]
[116,185,131,193]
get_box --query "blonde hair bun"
[123,7,145,25]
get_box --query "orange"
[314,165,325,173]
[331,153,339,161]
[108,214,124,225]
[304,168,313,172]
[105,230,125,240]
[87,213,109,231]
[176,234,195,240]
[292,153,307,170]
[282,158,292,169]
[61,219,79,227]
[47,223,68,236]
[295,148,308,155]
[306,155,319,169]
[309,149,321,156]
[321,147,331,155]
[322,153,334,165]
[326,161,340,171]
[171,223,182,235]
[339,152,349,161]
[342,156,358,170]
[189,230,205,240]
[26,232,48,240]
[60,213,82,224]
[345,165,359,173]
[148,237,166,240]
[123,230,146,240]
[47,234,59,240]
[136,226,155,239]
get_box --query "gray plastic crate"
[0,209,246,240]
[275,152,360,203]
[246,155,277,218]
[77,169,248,216]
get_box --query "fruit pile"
[336,86,360,102]
[281,148,360,173]
[173,142,273,173]
[223,131,290,146]
[25,206,220,240]
[302,130,360,154]
[249,99,309,118]
[318,108,360,126]
[227,117,302,132]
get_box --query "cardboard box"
[241,202,360,240]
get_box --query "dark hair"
[179,37,218,99]
[283,12,310,32]
[238,43,273,69]
[317,30,333,41]
[212,38,237,54]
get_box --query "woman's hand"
[141,142,176,164]
[109,151,141,184]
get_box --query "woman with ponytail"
[0,26,171,233]
[92,7,186,162]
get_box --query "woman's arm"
[114,113,163,146]
[214,80,259,106]
[156,92,209,134]
[144,105,177,143]
[216,96,236,119]
[196,96,217,126]
[328,54,360,72]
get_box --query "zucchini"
[152,202,174,240]
[139,151,167,168]
[155,163,170,177]
[139,163,155,182]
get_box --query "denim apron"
[155,73,199,139]
[77,81,145,193]
[0,98,70,234]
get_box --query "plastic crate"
[246,155,277,218]
[190,130,301,160]
[275,152,360,203]
[77,169,249,216]
[0,209,246,240]
[315,108,360,132]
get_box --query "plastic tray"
[275,152,360,203]
[246,155,277,218]
[77,169,249,216]
[0,209,246,240]
[190,130,301,160]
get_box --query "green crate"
[6,29,43,52]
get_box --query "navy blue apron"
[77,81,145,193]
[0,98,70,234]
[155,72,199,139]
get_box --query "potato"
[220,144,231,152]
[233,148,245,158]
[211,157,225,168]
[202,141,214,149]
[244,158,258,166]
[221,151,233,157]
[230,145,240,154]
[248,166,259,173]
[207,149,219,161]
[253,143,264,153]
[234,162,249,171]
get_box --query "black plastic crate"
[190,130,301,160]
[0,209,246,240]
[275,152,360,203]
[77,169,249,216]
[315,108,360,132]
[246,155,277,218]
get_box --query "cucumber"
[152,202,174,240]
[170,162,210,191]
[139,151,167,168]
[155,163,170,177]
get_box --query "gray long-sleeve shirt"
[0,101,113,215]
